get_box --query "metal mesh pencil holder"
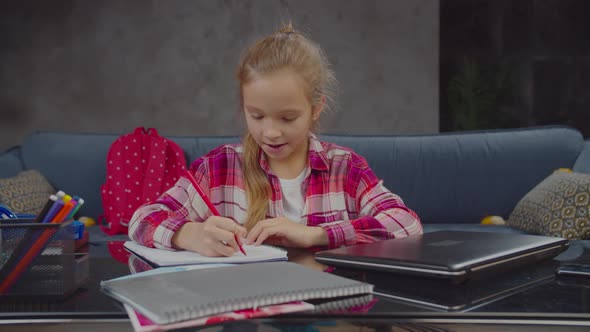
[0,219,89,300]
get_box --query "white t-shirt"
[278,168,307,224]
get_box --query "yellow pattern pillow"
[0,170,55,215]
[507,169,590,240]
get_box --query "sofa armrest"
[573,140,590,174]
[0,146,24,178]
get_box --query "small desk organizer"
[0,219,89,300]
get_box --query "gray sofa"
[1,126,589,258]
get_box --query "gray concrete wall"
[0,0,439,151]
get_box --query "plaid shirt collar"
[258,133,329,174]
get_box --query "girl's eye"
[283,117,296,122]
[250,114,263,120]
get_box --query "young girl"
[129,23,422,257]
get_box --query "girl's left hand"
[245,217,328,248]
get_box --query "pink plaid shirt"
[128,135,422,249]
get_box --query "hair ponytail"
[278,21,295,35]
[242,133,271,230]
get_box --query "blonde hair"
[236,23,337,230]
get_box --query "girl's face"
[243,70,321,171]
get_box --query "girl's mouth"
[266,143,287,152]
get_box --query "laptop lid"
[315,231,569,283]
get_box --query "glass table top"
[1,238,589,329]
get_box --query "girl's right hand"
[171,216,247,257]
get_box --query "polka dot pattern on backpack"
[99,127,187,235]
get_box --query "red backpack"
[99,127,187,235]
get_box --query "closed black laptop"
[315,231,569,283]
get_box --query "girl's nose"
[263,126,281,139]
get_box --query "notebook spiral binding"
[164,284,373,323]
[312,294,377,313]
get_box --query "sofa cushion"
[507,170,590,240]
[186,136,240,165]
[22,132,120,219]
[322,126,584,224]
[573,140,590,174]
[0,169,55,215]
[0,147,24,178]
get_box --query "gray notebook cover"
[101,261,373,324]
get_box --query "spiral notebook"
[101,261,373,325]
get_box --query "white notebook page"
[124,241,287,266]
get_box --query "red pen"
[183,169,247,256]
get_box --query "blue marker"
[41,199,65,223]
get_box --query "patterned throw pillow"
[0,170,55,215]
[507,170,590,240]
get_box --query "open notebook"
[124,241,287,267]
[101,261,373,325]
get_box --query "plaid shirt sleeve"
[128,157,213,249]
[319,153,422,249]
